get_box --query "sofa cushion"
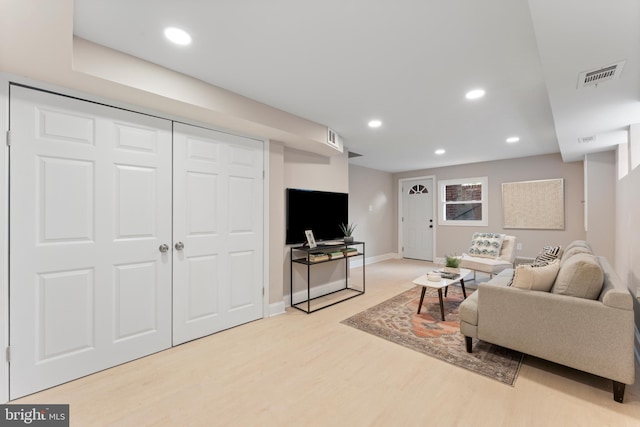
[532,245,563,267]
[564,240,592,253]
[560,246,592,266]
[551,253,603,300]
[511,259,560,292]
[468,232,505,259]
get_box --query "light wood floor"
[14,259,640,426]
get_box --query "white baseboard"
[286,279,350,307]
[268,301,286,317]
[281,253,399,308]
[348,252,399,268]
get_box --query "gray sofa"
[459,241,635,403]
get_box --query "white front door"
[172,123,264,345]
[402,178,434,261]
[9,86,173,399]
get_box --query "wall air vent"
[578,61,625,88]
[327,128,339,148]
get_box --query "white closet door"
[9,86,173,399]
[172,123,264,345]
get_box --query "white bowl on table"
[427,272,442,282]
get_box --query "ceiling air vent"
[578,61,625,88]
[578,136,596,144]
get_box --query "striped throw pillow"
[532,245,563,267]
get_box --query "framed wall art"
[502,178,565,230]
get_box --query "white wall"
[0,0,349,399]
[284,148,349,193]
[615,126,640,342]
[584,151,616,261]
[348,165,395,259]
[393,153,586,259]
[0,0,338,157]
[280,148,350,308]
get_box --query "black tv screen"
[286,188,348,245]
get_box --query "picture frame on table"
[305,230,317,249]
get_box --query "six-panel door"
[172,123,264,345]
[9,86,173,399]
[8,86,264,399]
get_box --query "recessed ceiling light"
[435,149,446,155]
[368,119,382,128]
[164,27,192,45]
[465,89,485,100]
[506,136,520,143]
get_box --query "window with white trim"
[438,177,488,226]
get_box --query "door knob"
[175,242,184,250]
[159,244,169,253]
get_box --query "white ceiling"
[73,0,639,173]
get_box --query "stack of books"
[328,251,344,259]
[308,252,329,262]
[432,269,459,280]
[343,248,358,257]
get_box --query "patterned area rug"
[341,286,523,386]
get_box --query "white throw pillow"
[498,236,516,263]
[511,259,560,292]
[468,232,505,259]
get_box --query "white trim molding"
[438,176,488,227]
[348,252,399,268]
[269,301,286,317]
[397,176,437,261]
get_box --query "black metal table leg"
[437,289,445,321]
[417,287,427,314]
[460,278,467,299]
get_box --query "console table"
[290,241,365,313]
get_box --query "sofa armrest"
[477,284,635,384]
[598,256,633,310]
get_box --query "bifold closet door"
[172,123,264,345]
[9,86,173,399]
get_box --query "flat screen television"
[286,188,348,245]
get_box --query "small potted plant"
[444,254,460,274]
[339,223,357,243]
